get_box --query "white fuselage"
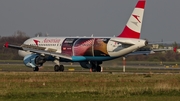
[18,37,147,61]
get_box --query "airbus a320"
[4,0,148,72]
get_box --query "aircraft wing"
[3,42,72,60]
[3,42,23,50]
[23,48,72,60]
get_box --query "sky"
[0,0,180,42]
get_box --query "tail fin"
[117,0,146,38]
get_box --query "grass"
[0,61,180,100]
[0,72,180,101]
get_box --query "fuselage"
[18,37,147,62]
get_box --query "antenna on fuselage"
[45,32,49,37]
[91,34,94,37]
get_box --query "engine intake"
[23,54,46,68]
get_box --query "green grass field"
[0,61,180,100]
[0,72,180,101]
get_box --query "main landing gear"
[53,59,64,72]
[91,61,102,72]
[54,65,64,72]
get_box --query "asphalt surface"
[0,61,180,74]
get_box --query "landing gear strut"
[54,65,64,72]
[53,59,64,72]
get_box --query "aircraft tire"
[54,65,60,72]
[97,66,101,72]
[33,67,39,71]
[92,68,97,72]
[59,65,64,72]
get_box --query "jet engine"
[23,54,46,68]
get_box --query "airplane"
[3,0,148,72]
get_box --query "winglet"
[4,42,9,48]
[117,0,146,38]
[173,47,177,53]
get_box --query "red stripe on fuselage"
[136,0,146,9]
[117,26,140,38]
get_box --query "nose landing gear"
[33,66,39,71]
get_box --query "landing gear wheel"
[92,68,97,72]
[59,65,64,72]
[54,65,60,72]
[97,66,101,72]
[33,67,39,71]
[89,61,103,72]
[92,66,101,72]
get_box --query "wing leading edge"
[3,42,72,60]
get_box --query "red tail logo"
[132,15,141,23]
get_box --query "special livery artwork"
[61,38,110,56]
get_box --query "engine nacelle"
[23,54,46,68]
[79,62,92,69]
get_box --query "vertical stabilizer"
[117,0,146,38]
